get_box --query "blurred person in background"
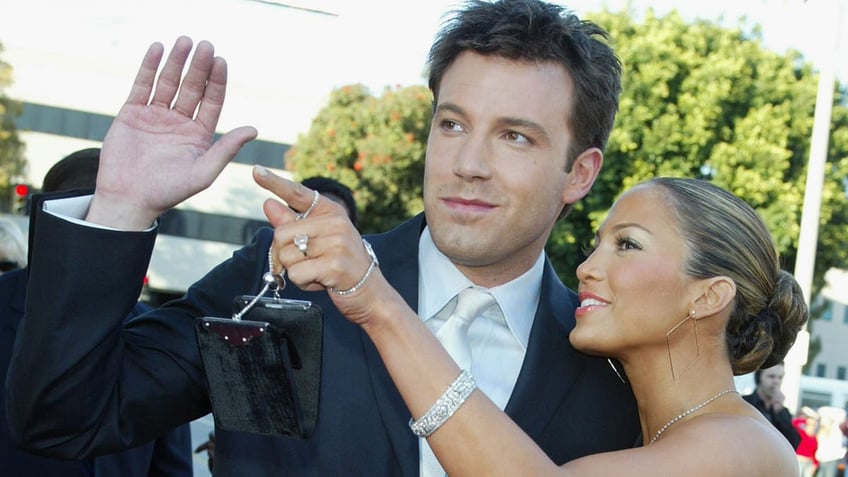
[839,415,848,477]
[0,148,193,477]
[743,362,802,449]
[816,406,848,477]
[793,407,820,477]
[301,176,358,229]
[0,218,26,275]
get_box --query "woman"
[262,174,808,476]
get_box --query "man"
[7,1,640,475]
[1,149,193,476]
[742,362,802,449]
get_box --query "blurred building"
[800,269,848,410]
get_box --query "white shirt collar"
[418,226,543,350]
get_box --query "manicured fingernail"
[254,165,269,176]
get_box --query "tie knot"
[452,287,496,326]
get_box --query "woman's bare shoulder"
[562,411,797,477]
[671,411,798,476]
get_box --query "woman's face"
[570,184,701,357]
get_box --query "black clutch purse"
[195,294,323,438]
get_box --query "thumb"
[195,126,258,187]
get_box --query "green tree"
[0,41,25,211]
[286,84,431,232]
[287,8,848,304]
[549,8,848,294]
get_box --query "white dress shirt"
[417,227,544,477]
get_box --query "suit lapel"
[505,259,584,438]
[356,219,582,470]
[360,215,426,477]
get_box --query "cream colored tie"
[422,288,497,477]
[435,287,497,371]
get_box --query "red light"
[14,184,29,197]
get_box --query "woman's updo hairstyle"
[647,177,808,375]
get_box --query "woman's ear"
[693,276,736,318]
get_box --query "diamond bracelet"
[329,239,379,296]
[408,370,477,438]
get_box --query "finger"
[173,40,216,119]
[126,42,164,105]
[253,166,322,215]
[275,232,330,293]
[150,36,194,108]
[284,230,318,263]
[192,126,258,190]
[194,56,227,132]
[263,197,297,228]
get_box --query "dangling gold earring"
[607,358,627,384]
[666,309,700,381]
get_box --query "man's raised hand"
[88,36,257,230]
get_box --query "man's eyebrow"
[435,102,551,142]
[496,117,550,142]
[434,102,466,118]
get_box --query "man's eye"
[504,131,531,144]
[440,120,464,132]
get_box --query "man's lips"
[442,197,496,212]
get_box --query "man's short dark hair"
[42,148,100,193]
[301,176,358,227]
[753,362,784,386]
[427,0,621,162]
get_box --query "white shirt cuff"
[43,195,155,232]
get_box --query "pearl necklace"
[648,389,737,445]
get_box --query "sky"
[0,0,845,146]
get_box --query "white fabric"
[43,195,157,231]
[417,227,544,477]
[422,287,498,477]
[435,287,497,374]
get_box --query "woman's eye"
[615,237,641,251]
[581,243,596,257]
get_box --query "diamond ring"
[294,234,309,257]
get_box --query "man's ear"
[562,147,603,204]
[693,276,736,318]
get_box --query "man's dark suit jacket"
[7,209,640,476]
[0,268,193,476]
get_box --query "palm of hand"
[87,37,257,229]
[98,102,218,214]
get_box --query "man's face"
[758,364,785,399]
[423,51,599,287]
